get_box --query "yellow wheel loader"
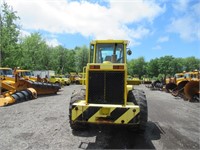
[69,72,81,84]
[69,40,148,131]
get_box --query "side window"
[96,45,104,63]
[116,49,123,63]
[98,49,103,63]
[115,44,124,63]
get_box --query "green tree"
[53,46,72,74]
[157,55,175,78]
[173,58,184,73]
[128,57,146,78]
[20,33,48,69]
[0,2,20,67]
[40,44,53,70]
[182,57,200,71]
[48,46,76,74]
[146,58,159,78]
[65,49,76,73]
[74,45,89,72]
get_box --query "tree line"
[1,3,199,77]
[0,3,88,74]
[128,56,200,80]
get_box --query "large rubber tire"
[75,80,80,85]
[127,90,138,105]
[132,89,148,131]
[69,89,86,131]
[152,80,161,87]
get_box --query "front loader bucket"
[15,80,61,95]
[28,81,61,95]
[171,81,188,97]
[165,83,177,93]
[184,81,200,101]
[127,80,141,85]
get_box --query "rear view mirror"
[127,49,132,55]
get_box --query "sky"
[2,0,200,61]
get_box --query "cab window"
[96,43,124,63]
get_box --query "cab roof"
[90,40,129,45]
[16,70,31,72]
[0,67,12,70]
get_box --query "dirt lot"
[0,85,199,149]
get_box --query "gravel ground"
[0,84,199,149]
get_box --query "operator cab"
[90,40,128,64]
[0,68,13,77]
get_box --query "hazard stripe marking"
[88,107,115,122]
[75,107,101,121]
[114,108,139,124]
[72,105,88,121]
[110,108,128,121]
[72,105,140,124]
[128,113,139,124]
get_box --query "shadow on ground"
[73,121,164,149]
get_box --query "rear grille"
[88,71,124,104]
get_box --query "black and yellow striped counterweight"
[71,103,140,125]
